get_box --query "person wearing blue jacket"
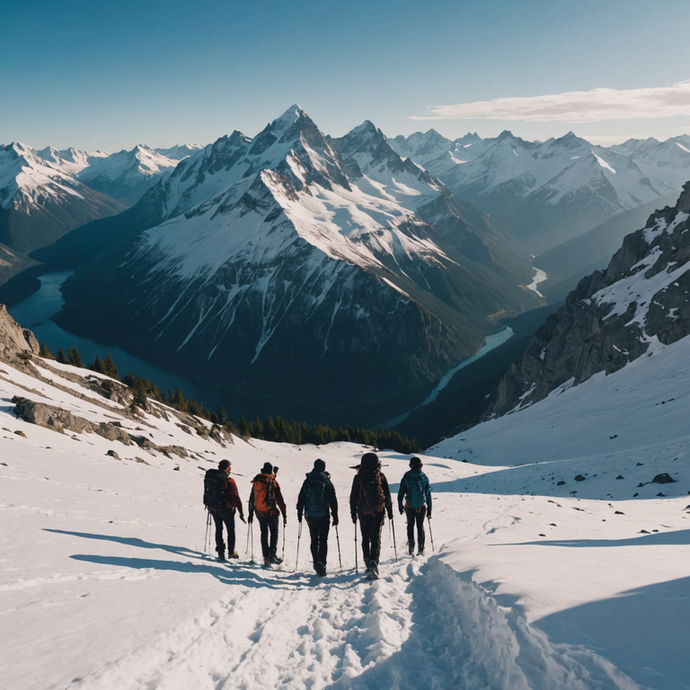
[397,456,432,556]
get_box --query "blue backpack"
[304,474,328,518]
[406,471,426,509]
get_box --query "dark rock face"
[491,182,690,418]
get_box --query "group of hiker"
[203,452,432,578]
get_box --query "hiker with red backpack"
[398,456,432,556]
[204,460,245,562]
[296,459,339,577]
[349,452,393,579]
[248,462,287,568]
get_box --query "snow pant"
[358,511,385,566]
[405,506,426,550]
[211,509,236,556]
[307,515,330,569]
[257,514,279,560]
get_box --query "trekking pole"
[282,518,286,561]
[245,520,250,556]
[203,510,212,557]
[335,524,343,570]
[428,516,435,552]
[390,516,398,562]
[354,519,359,574]
[249,521,255,564]
[295,521,302,570]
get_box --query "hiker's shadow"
[45,528,359,590]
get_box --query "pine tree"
[103,354,119,380]
[67,347,84,368]
[56,347,68,364]
[39,342,54,359]
[238,415,250,437]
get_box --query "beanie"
[261,462,273,474]
[409,456,422,469]
[314,458,326,472]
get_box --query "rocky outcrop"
[0,304,39,362]
[12,396,132,444]
[491,181,690,417]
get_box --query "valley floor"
[1,342,689,689]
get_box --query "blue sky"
[3,0,690,150]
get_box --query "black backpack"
[358,468,385,515]
[204,469,227,510]
[304,474,328,518]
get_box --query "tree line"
[39,343,422,454]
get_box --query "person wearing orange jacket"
[248,462,287,567]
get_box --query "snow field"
[1,343,689,688]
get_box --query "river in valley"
[7,271,222,409]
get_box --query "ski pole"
[335,524,343,570]
[390,516,398,562]
[295,520,302,570]
[428,515,435,552]
[249,521,255,564]
[245,520,250,556]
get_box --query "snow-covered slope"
[55,106,539,427]
[0,143,125,257]
[76,145,178,206]
[2,307,688,690]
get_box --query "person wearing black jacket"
[349,452,393,578]
[297,459,339,576]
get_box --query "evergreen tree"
[67,347,84,368]
[238,415,250,437]
[103,354,119,380]
[39,342,54,359]
[263,415,278,442]
[217,405,228,425]
[56,347,68,364]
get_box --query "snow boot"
[368,561,379,579]
[316,562,327,577]
[408,542,415,556]
[229,551,239,559]
[263,557,271,568]
[217,552,226,562]
[270,555,283,565]
[418,545,425,556]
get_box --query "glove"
[284,515,287,525]
[298,513,303,523]
[239,514,246,524]
[398,505,404,515]
[387,510,393,520]
[332,516,339,527]
[248,514,253,524]
[351,513,357,524]
[427,513,431,520]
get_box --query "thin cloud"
[411,82,690,123]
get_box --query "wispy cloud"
[411,82,690,123]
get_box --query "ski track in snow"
[70,557,638,690]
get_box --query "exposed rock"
[490,182,690,418]
[106,450,121,460]
[0,305,40,363]
[652,473,675,484]
[12,396,132,445]
[14,429,27,438]
[574,474,586,482]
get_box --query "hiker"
[398,456,432,556]
[350,452,393,578]
[204,459,245,561]
[248,462,287,567]
[296,458,339,576]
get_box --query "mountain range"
[44,106,540,426]
[391,130,690,254]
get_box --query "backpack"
[252,475,276,514]
[304,473,328,518]
[204,469,227,510]
[406,471,426,509]
[358,468,385,515]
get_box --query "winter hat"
[314,459,326,472]
[261,462,273,474]
[218,459,231,471]
[409,456,422,469]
